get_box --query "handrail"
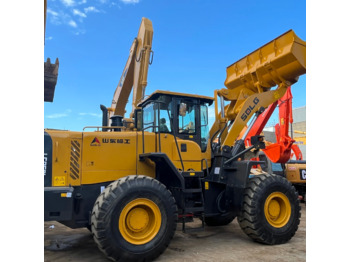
[201,158,209,176]
[141,125,161,153]
[167,108,184,171]
[82,126,126,131]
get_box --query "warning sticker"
[53,176,66,186]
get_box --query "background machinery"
[44,0,59,102]
[44,19,306,261]
[272,160,306,202]
[243,86,306,201]
[245,86,302,162]
[100,17,153,130]
[292,130,306,151]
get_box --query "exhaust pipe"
[100,104,108,132]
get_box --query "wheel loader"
[44,17,306,261]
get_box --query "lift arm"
[209,30,306,151]
[109,17,153,120]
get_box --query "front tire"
[238,174,300,245]
[91,175,177,262]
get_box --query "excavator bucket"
[44,57,59,102]
[263,143,292,163]
[224,30,306,92]
[44,0,59,102]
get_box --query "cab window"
[159,103,172,133]
[142,96,172,133]
[143,103,156,132]
[178,102,196,134]
[200,104,209,151]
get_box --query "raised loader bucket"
[224,30,306,92]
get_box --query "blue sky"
[44,0,306,130]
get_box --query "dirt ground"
[44,203,306,262]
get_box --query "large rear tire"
[91,175,177,262]
[238,174,300,245]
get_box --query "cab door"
[175,98,201,149]
[171,98,203,170]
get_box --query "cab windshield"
[142,95,172,133]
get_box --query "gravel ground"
[44,203,306,262]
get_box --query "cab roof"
[138,90,214,107]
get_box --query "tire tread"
[238,174,301,245]
[91,175,177,261]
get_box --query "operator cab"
[137,90,214,151]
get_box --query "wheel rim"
[264,192,291,228]
[119,198,161,245]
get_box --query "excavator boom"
[109,17,153,121]
[110,39,138,117]
[244,100,278,146]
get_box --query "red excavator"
[245,86,303,162]
[244,86,306,201]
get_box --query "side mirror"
[179,103,187,117]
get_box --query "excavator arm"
[210,30,306,152]
[268,86,297,162]
[104,17,153,127]
[110,38,138,117]
[244,86,304,162]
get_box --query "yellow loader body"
[45,129,210,187]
